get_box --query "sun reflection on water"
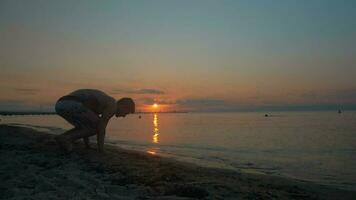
[147,113,159,155]
[147,150,156,155]
[153,113,159,144]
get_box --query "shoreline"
[1,124,355,199]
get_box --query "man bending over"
[55,89,135,153]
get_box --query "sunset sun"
[152,103,158,108]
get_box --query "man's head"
[116,98,135,117]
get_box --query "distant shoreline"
[0,111,57,116]
[0,111,188,116]
[2,110,356,116]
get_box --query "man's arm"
[97,120,107,153]
[97,105,115,153]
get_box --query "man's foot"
[55,136,73,153]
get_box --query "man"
[55,89,135,153]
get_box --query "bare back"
[67,89,116,115]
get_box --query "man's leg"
[55,99,99,152]
[59,127,79,138]
[56,127,96,152]
[63,128,96,142]
[55,128,75,153]
[83,137,90,148]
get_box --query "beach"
[1,124,355,200]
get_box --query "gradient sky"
[1,0,356,112]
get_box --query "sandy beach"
[1,124,355,200]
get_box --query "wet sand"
[0,124,355,200]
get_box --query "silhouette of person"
[55,89,135,153]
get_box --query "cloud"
[135,97,229,112]
[139,97,155,105]
[300,88,356,104]
[176,99,225,106]
[326,88,356,100]
[139,98,176,105]
[137,89,165,94]
[175,98,228,112]
[112,88,165,95]
[13,88,39,95]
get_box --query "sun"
[153,103,158,108]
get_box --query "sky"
[1,0,356,112]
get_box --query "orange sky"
[1,1,356,111]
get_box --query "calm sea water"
[2,111,356,190]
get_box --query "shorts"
[55,99,99,130]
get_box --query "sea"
[1,111,356,190]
